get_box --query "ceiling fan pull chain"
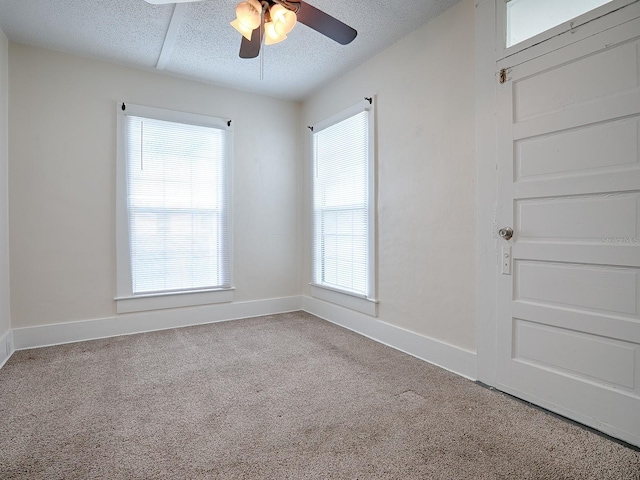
[260,3,266,81]
[260,21,265,80]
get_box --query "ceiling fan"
[144,0,357,59]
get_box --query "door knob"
[498,227,513,240]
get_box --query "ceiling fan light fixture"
[230,18,254,41]
[264,21,287,45]
[234,0,262,30]
[270,4,297,36]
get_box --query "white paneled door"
[496,9,640,446]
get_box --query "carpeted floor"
[0,311,639,479]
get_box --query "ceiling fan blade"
[296,1,357,45]
[239,27,263,59]
[144,0,203,4]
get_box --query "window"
[311,100,377,316]
[505,0,614,48]
[116,103,233,313]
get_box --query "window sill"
[310,284,378,317]
[115,288,234,314]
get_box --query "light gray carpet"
[0,311,638,479]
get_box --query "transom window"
[506,0,614,48]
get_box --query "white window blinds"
[124,115,231,295]
[312,109,370,296]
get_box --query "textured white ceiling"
[0,0,460,100]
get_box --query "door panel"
[514,319,637,390]
[496,9,640,446]
[516,194,639,240]
[515,262,639,316]
[513,41,638,121]
[515,117,640,179]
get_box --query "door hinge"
[499,68,507,84]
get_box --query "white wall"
[302,0,477,351]
[0,28,10,339]
[8,43,301,329]
[7,0,477,352]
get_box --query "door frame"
[475,0,500,385]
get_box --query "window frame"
[310,99,378,316]
[115,103,234,314]
[496,0,636,62]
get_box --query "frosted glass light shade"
[235,0,261,30]
[231,18,254,41]
[264,21,286,45]
[270,4,297,35]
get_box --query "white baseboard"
[10,295,477,383]
[13,296,303,350]
[302,296,477,380]
[0,328,14,369]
